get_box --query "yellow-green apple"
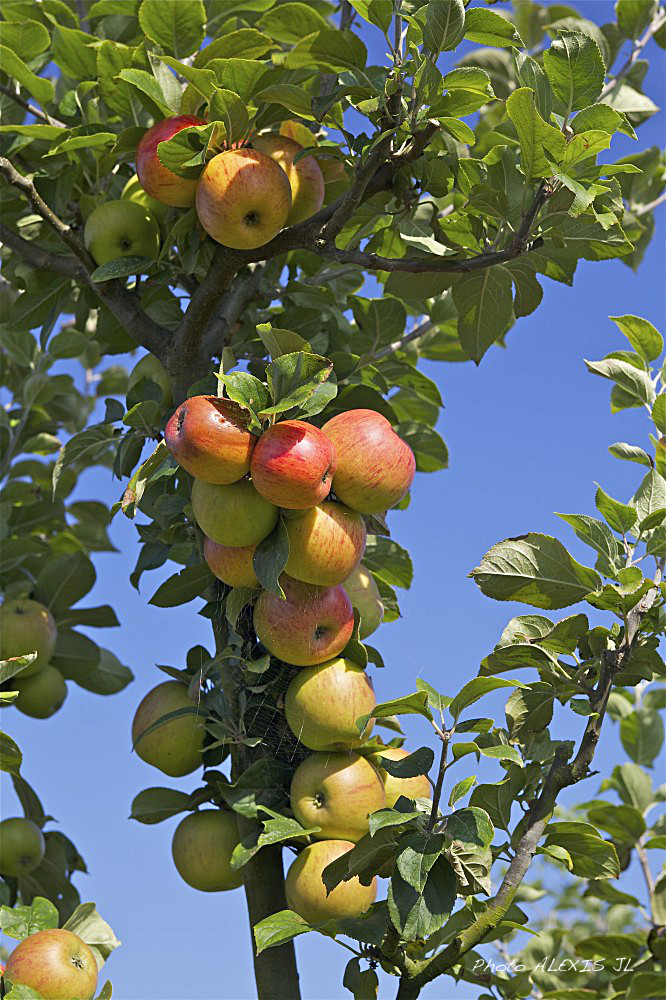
[285,657,375,750]
[171,810,243,892]
[0,599,57,676]
[121,172,169,222]
[371,747,432,807]
[285,840,377,924]
[250,420,337,509]
[279,119,315,148]
[136,114,207,207]
[252,134,324,225]
[0,817,45,876]
[342,564,384,639]
[127,354,172,407]
[165,395,256,484]
[191,478,278,546]
[84,200,160,266]
[131,680,205,777]
[14,665,67,719]
[253,576,353,666]
[322,409,416,514]
[196,148,292,249]
[3,929,97,1000]
[203,536,258,589]
[290,751,385,841]
[278,121,347,194]
[284,501,366,586]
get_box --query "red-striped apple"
[204,536,258,589]
[322,409,415,514]
[132,681,205,777]
[191,478,278,546]
[253,576,353,666]
[250,420,337,509]
[0,599,57,676]
[284,657,375,750]
[171,810,243,891]
[165,395,256,484]
[342,564,384,639]
[3,929,97,1000]
[136,115,206,207]
[285,840,376,924]
[252,134,324,224]
[290,751,385,841]
[284,501,366,586]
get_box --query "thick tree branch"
[203,263,272,359]
[0,222,84,278]
[0,156,169,360]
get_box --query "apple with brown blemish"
[165,395,256,484]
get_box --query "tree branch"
[0,83,65,128]
[599,8,666,100]
[374,318,433,360]
[0,156,171,361]
[0,222,84,278]
[203,263,272,359]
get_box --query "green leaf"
[543,821,620,878]
[138,0,205,58]
[608,442,654,467]
[69,647,133,696]
[117,69,172,117]
[348,0,392,34]
[254,909,312,954]
[254,84,316,120]
[0,45,54,107]
[286,28,368,73]
[653,872,666,926]
[343,957,379,1000]
[652,395,666,435]
[209,89,249,146]
[505,683,555,738]
[448,776,477,808]
[377,747,434,779]
[0,20,50,59]
[424,0,466,54]
[388,855,457,940]
[471,532,601,609]
[130,787,198,824]
[0,653,38,685]
[632,470,666,525]
[585,357,655,407]
[470,772,524,830]
[576,931,646,960]
[231,813,321,870]
[0,730,23,775]
[0,897,59,940]
[556,513,622,576]
[155,122,215,177]
[148,564,214,608]
[449,677,524,720]
[253,517,290,599]
[363,536,413,589]
[257,2,329,44]
[358,692,433,735]
[451,266,514,364]
[595,483,637,533]
[257,324,310,359]
[616,0,659,39]
[264,352,333,415]
[620,709,665,766]
[609,315,663,362]
[53,425,115,497]
[217,371,269,428]
[478,744,524,766]
[543,30,606,116]
[52,24,97,78]
[35,553,96,613]
[90,257,154,283]
[430,67,494,118]
[586,803,646,844]
[62,902,120,964]
[514,52,553,120]
[505,87,567,179]
[464,7,524,48]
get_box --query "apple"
[285,840,377,924]
[342,564,384,639]
[196,148,292,249]
[84,200,160,267]
[204,536,258,589]
[171,810,243,892]
[252,134,324,225]
[250,420,337,510]
[165,395,256,484]
[322,409,416,514]
[290,751,385,842]
[0,599,57,677]
[371,747,432,807]
[253,576,353,667]
[121,172,169,222]
[0,817,45,876]
[14,665,67,719]
[3,929,97,1000]
[136,114,207,207]
[191,478,278,547]
[284,657,376,751]
[127,354,172,407]
[284,501,366,586]
[132,680,205,777]
[279,120,315,148]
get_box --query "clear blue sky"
[2,4,664,998]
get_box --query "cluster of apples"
[0,598,68,718]
[131,397,432,921]
[84,114,336,266]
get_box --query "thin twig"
[635,191,666,217]
[427,731,451,832]
[0,83,65,128]
[374,318,434,360]
[599,8,666,100]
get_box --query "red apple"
[0,598,57,676]
[284,501,366,586]
[132,680,205,777]
[250,420,337,509]
[370,747,432,807]
[203,536,258,589]
[252,134,324,225]
[342,564,384,639]
[284,657,376,750]
[195,148,292,249]
[253,576,353,666]
[322,409,416,514]
[290,751,385,841]
[165,395,256,484]
[171,810,243,892]
[3,929,98,1000]
[0,817,45,876]
[191,478,278,546]
[136,114,207,207]
[285,840,377,924]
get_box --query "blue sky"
[2,4,665,998]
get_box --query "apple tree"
[0,0,664,998]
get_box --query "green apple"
[0,598,57,676]
[3,929,97,1000]
[127,354,172,407]
[14,665,67,719]
[290,751,385,841]
[370,747,432,807]
[191,477,278,547]
[0,817,45,876]
[171,810,243,892]
[121,173,169,223]
[284,501,366,587]
[84,199,160,266]
[342,564,384,639]
[284,657,376,751]
[131,680,205,777]
[285,840,377,924]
